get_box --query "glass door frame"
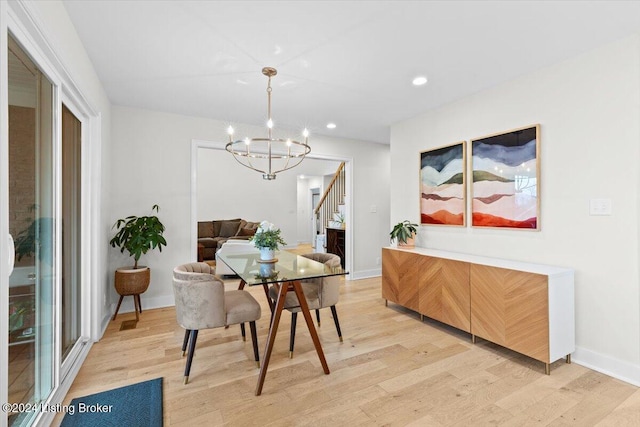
[1,2,102,426]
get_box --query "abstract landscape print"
[420,142,466,226]
[471,125,540,229]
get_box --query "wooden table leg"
[262,284,274,312]
[255,280,288,396]
[291,280,330,374]
[239,279,273,311]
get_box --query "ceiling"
[62,1,640,144]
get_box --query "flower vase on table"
[251,220,286,263]
[259,247,275,261]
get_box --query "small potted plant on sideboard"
[390,220,418,248]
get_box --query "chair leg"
[289,312,297,358]
[330,306,343,342]
[315,309,321,326]
[112,295,124,321]
[240,323,246,341]
[184,330,199,385]
[249,321,260,367]
[181,329,190,357]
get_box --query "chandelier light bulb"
[267,119,274,129]
[244,137,251,145]
[227,125,234,135]
[302,128,309,138]
[286,138,292,147]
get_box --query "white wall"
[111,105,390,310]
[391,35,640,385]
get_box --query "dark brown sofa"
[197,219,259,260]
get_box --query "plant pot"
[114,266,151,296]
[259,248,275,261]
[398,234,415,249]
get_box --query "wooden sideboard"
[382,247,575,374]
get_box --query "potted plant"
[109,205,167,320]
[250,220,286,261]
[390,220,418,248]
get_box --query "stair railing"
[314,162,346,231]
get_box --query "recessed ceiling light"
[326,123,337,129]
[236,79,248,85]
[412,76,428,86]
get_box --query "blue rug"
[61,377,163,427]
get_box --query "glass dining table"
[217,250,348,395]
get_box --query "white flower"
[268,223,276,232]
[258,220,270,233]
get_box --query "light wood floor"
[54,275,640,426]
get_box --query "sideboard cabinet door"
[470,264,550,363]
[381,248,422,311]
[420,258,471,333]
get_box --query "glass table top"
[217,251,348,286]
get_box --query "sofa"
[215,240,259,275]
[197,219,260,260]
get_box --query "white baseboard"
[572,346,640,387]
[349,268,381,280]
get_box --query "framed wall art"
[420,141,466,226]
[471,124,540,229]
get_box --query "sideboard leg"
[471,334,476,344]
[420,314,424,322]
[385,299,388,307]
[545,363,550,375]
[566,354,571,364]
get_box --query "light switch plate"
[589,198,612,216]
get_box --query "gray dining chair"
[173,262,261,384]
[268,253,343,358]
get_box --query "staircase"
[314,162,346,231]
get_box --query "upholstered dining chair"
[173,262,261,384]
[268,253,343,358]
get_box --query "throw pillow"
[213,218,241,237]
[219,221,241,238]
[237,227,256,237]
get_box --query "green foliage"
[250,221,287,250]
[13,217,53,263]
[109,205,167,268]
[390,220,418,244]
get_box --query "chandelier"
[225,67,311,180]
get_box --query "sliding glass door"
[7,35,54,427]
[6,35,84,427]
